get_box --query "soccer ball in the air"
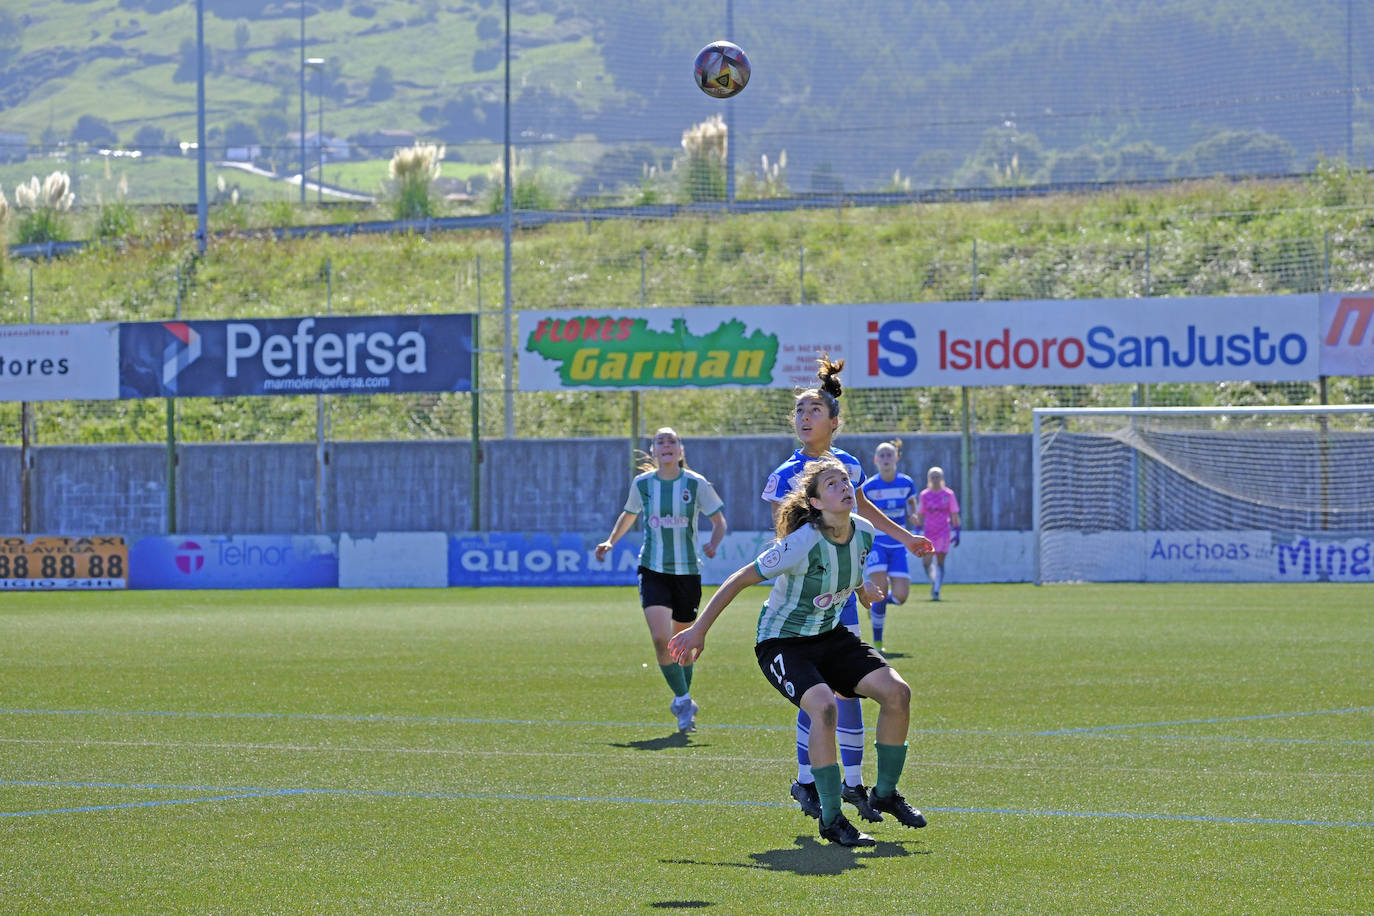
[694,41,750,99]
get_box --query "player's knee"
[802,692,838,730]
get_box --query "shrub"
[13,171,75,245]
[389,142,444,220]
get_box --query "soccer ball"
[694,41,750,99]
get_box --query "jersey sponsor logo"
[812,587,853,609]
[646,514,690,530]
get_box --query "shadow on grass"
[879,649,910,659]
[648,902,712,909]
[609,732,702,751]
[664,835,926,877]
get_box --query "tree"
[233,20,251,53]
[367,65,394,102]
[133,124,169,155]
[0,9,22,71]
[72,115,118,145]
[223,120,260,148]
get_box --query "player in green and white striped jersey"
[670,456,928,847]
[597,427,727,733]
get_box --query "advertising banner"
[118,313,473,398]
[0,323,119,402]
[1319,293,1374,377]
[0,535,127,590]
[1050,530,1374,583]
[520,295,1319,390]
[129,534,338,589]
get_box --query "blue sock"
[796,709,812,782]
[837,697,864,786]
[870,599,887,643]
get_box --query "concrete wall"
[1,433,1035,535]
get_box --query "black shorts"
[637,567,702,623]
[754,625,888,707]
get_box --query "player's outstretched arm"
[702,509,728,559]
[669,563,764,665]
[594,511,638,562]
[855,488,933,557]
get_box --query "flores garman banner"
[520,295,1325,390]
[118,314,473,398]
[0,323,119,402]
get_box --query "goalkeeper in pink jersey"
[914,466,961,601]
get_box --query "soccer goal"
[1031,405,1374,584]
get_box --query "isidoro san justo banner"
[518,293,1374,391]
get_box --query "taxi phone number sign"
[0,535,128,590]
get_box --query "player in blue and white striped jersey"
[859,439,919,653]
[596,427,727,733]
[670,457,928,847]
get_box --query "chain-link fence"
[2,214,1373,454]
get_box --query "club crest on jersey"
[680,489,693,503]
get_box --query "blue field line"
[2,779,1370,828]
[1035,706,1374,736]
[0,787,305,818]
[3,706,1371,746]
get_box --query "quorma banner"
[520,295,1331,390]
[118,313,473,398]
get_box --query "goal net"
[1032,406,1374,584]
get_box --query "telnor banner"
[118,313,473,398]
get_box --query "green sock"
[813,763,843,826]
[659,663,688,697]
[683,663,694,690]
[874,742,908,799]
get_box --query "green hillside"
[2,168,1373,445]
[1,1,1371,204]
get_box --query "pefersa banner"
[118,313,473,398]
[519,295,1323,391]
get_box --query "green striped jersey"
[753,515,877,641]
[623,468,724,576]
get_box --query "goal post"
[1031,405,1374,584]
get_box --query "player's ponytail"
[792,351,845,421]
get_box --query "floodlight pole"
[725,0,735,207]
[300,0,307,204]
[502,0,515,438]
[307,58,326,203]
[195,0,207,254]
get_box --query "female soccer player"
[596,427,727,733]
[914,466,961,601]
[762,355,930,824]
[670,457,928,847]
[859,439,919,652]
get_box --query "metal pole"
[1324,231,1332,291]
[1144,231,1151,297]
[640,247,647,305]
[471,311,482,531]
[315,259,331,533]
[20,270,35,533]
[725,0,735,207]
[799,246,805,305]
[960,386,973,531]
[317,67,324,204]
[1031,409,1042,585]
[300,0,307,204]
[502,0,515,439]
[971,239,978,300]
[1347,0,1354,162]
[195,0,207,254]
[630,391,640,473]
[166,266,181,534]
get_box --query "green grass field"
[1,584,1370,914]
